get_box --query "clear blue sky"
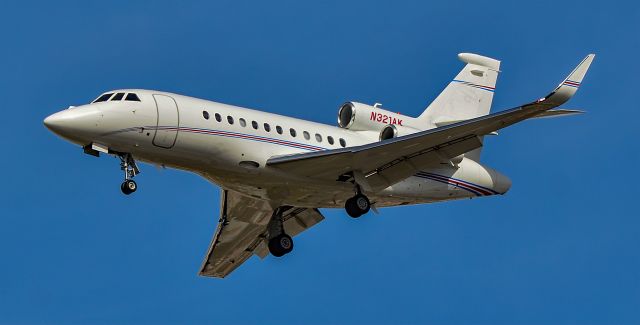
[1,0,638,324]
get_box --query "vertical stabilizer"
[418,53,501,160]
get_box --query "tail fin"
[418,53,500,161]
[418,53,501,126]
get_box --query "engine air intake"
[379,125,397,141]
[338,102,355,128]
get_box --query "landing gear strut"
[118,153,140,195]
[267,207,294,257]
[345,186,371,218]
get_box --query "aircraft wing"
[267,54,594,191]
[199,190,324,278]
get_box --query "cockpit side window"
[111,93,125,101]
[93,93,113,103]
[125,93,141,101]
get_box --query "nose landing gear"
[118,153,140,195]
[121,179,137,195]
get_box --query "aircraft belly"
[381,176,466,200]
[198,159,504,208]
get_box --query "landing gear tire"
[345,194,370,218]
[121,180,137,195]
[268,233,294,257]
[118,153,140,196]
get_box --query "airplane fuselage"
[44,89,511,209]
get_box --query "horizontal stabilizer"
[458,53,501,70]
[533,109,585,119]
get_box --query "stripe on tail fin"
[418,53,501,161]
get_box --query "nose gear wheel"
[118,153,140,195]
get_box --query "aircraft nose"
[44,107,102,143]
[43,111,67,132]
[43,110,80,135]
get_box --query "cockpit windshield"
[111,93,125,101]
[92,92,141,103]
[93,93,113,103]
[125,93,140,101]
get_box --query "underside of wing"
[267,54,594,191]
[199,190,324,278]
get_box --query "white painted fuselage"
[44,89,511,209]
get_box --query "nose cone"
[43,112,68,132]
[44,106,102,144]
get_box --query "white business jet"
[44,53,594,278]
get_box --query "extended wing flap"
[199,190,272,278]
[199,190,325,278]
[283,207,325,236]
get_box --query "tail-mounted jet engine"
[338,102,407,132]
[378,124,421,141]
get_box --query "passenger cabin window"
[315,134,322,142]
[203,111,210,120]
[327,136,334,145]
[215,113,222,122]
[227,116,234,124]
[339,138,346,147]
[290,128,297,137]
[303,131,310,140]
[125,93,140,101]
[264,123,271,132]
[276,126,283,134]
[93,93,113,103]
[252,121,258,130]
[239,118,247,127]
[111,93,125,101]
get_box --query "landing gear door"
[152,94,179,149]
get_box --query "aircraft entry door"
[152,94,179,149]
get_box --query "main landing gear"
[267,207,294,257]
[345,190,371,219]
[118,153,140,195]
[269,233,294,257]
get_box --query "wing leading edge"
[266,54,595,190]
